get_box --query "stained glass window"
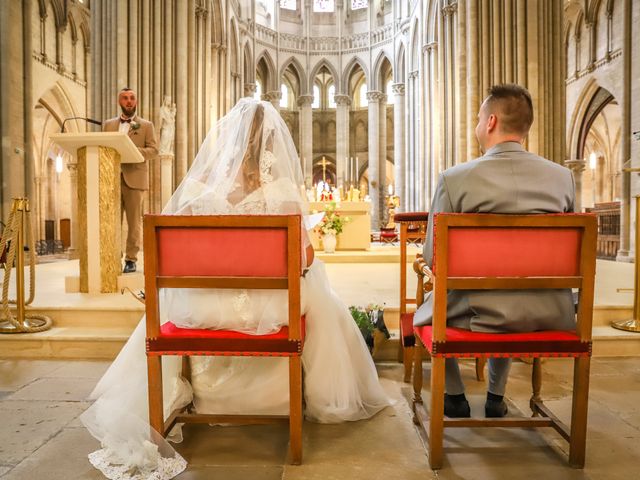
[313,0,334,12]
[280,84,289,108]
[254,80,262,101]
[312,85,320,108]
[280,0,296,10]
[351,0,367,10]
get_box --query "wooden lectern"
[50,132,143,294]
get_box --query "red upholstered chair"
[412,213,597,469]
[394,212,430,382]
[143,214,305,464]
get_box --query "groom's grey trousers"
[445,358,511,396]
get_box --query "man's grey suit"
[413,141,576,331]
[413,141,576,395]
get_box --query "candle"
[355,157,359,184]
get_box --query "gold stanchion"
[612,194,640,332]
[0,198,52,333]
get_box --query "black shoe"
[444,393,471,418]
[485,392,508,418]
[123,260,136,273]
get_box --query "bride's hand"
[305,244,314,268]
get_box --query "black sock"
[487,392,503,403]
[446,393,467,403]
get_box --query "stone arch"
[243,41,253,85]
[395,40,406,84]
[341,56,369,96]
[567,79,617,160]
[372,50,393,92]
[210,0,224,45]
[279,56,307,95]
[308,59,340,95]
[256,50,277,92]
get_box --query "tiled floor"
[1,357,639,479]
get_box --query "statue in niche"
[158,95,176,155]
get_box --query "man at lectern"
[103,88,158,273]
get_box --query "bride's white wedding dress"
[81,171,391,480]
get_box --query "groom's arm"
[424,174,454,268]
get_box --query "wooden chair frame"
[143,214,304,464]
[411,213,597,469]
[395,213,429,382]
[396,213,485,383]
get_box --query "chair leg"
[412,339,424,408]
[429,356,445,470]
[147,355,165,436]
[475,357,486,382]
[530,357,542,416]
[403,344,414,383]
[288,356,303,465]
[569,356,591,468]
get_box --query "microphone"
[61,117,102,133]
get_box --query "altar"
[310,201,371,251]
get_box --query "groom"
[413,84,576,418]
[103,88,158,273]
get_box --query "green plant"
[349,306,373,335]
[316,202,350,236]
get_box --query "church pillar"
[465,0,480,161]
[175,0,188,183]
[617,0,633,261]
[297,95,313,186]
[66,162,79,259]
[392,84,405,211]
[264,90,282,112]
[565,159,586,213]
[378,93,388,226]
[335,94,351,188]
[367,91,384,230]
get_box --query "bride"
[81,98,391,480]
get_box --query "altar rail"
[587,202,620,260]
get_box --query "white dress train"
[81,247,391,480]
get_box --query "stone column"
[66,162,79,259]
[378,93,388,226]
[565,159,586,213]
[264,90,282,112]
[297,95,314,186]
[367,91,384,230]
[335,94,351,187]
[158,154,174,210]
[392,84,405,211]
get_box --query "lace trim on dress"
[260,150,275,185]
[88,447,187,480]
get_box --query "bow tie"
[120,117,132,123]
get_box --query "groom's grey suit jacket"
[413,141,577,332]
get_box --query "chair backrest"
[143,214,303,340]
[431,213,597,340]
[395,212,429,314]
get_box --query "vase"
[322,233,337,253]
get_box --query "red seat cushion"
[146,317,306,356]
[400,313,416,347]
[414,325,590,358]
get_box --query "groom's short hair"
[485,84,533,136]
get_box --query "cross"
[320,156,329,183]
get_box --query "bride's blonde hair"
[241,104,264,194]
